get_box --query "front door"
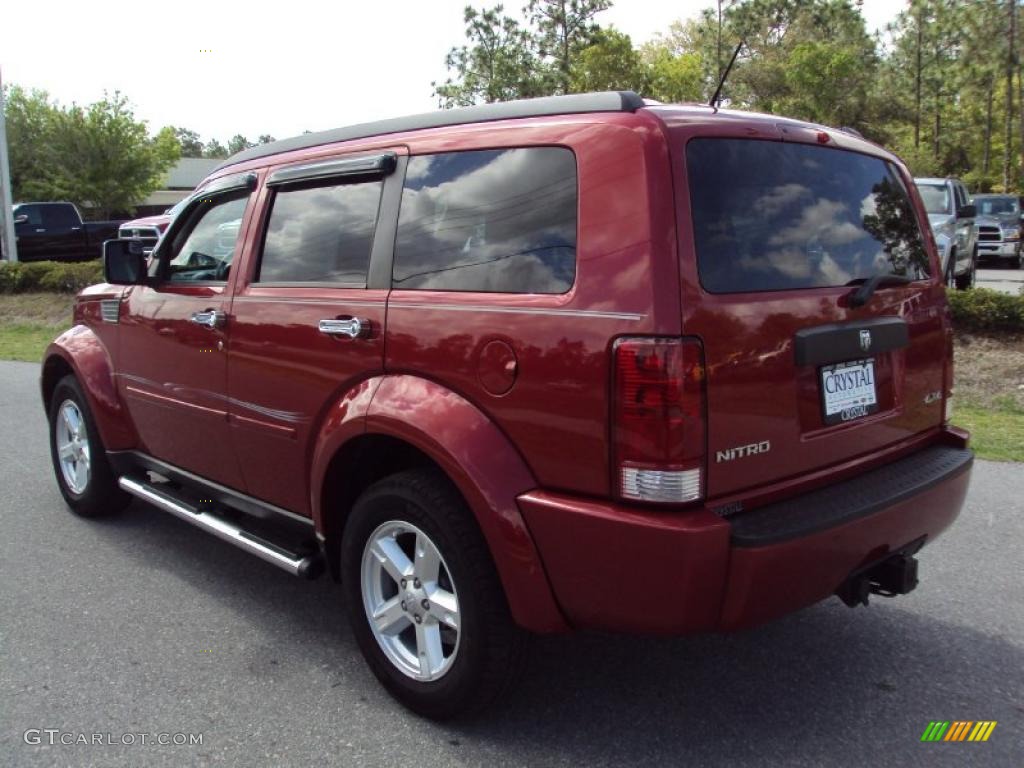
[225,151,401,515]
[118,177,256,489]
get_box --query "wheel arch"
[41,328,137,449]
[312,374,569,634]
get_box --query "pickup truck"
[10,202,124,262]
[972,193,1023,268]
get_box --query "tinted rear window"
[393,148,577,293]
[687,139,930,293]
[916,183,951,214]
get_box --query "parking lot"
[977,264,1024,295]
[0,359,1021,767]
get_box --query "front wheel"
[954,251,976,290]
[340,469,526,719]
[48,375,130,517]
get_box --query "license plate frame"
[819,358,879,425]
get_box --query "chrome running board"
[118,476,322,578]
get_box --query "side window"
[256,179,382,284]
[393,147,577,293]
[164,193,249,283]
[42,205,78,229]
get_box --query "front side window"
[256,180,382,284]
[393,147,577,293]
[164,193,249,283]
[688,139,931,293]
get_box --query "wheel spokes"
[370,536,414,584]
[414,531,442,584]
[372,596,410,636]
[426,587,460,631]
[414,621,445,679]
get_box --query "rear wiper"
[846,274,914,308]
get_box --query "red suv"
[42,91,973,718]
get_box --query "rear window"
[393,147,577,293]
[687,139,930,293]
[916,183,951,214]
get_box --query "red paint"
[43,101,971,635]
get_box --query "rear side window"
[393,147,577,293]
[687,139,930,293]
[257,180,383,284]
[42,205,79,229]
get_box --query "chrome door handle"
[318,317,370,339]
[190,309,226,329]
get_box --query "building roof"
[165,157,221,189]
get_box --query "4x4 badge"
[859,330,872,352]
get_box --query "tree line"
[434,0,1024,193]
[2,86,277,217]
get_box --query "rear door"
[225,150,402,515]
[677,134,947,499]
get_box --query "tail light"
[612,337,706,504]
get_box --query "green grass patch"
[0,322,65,362]
[953,402,1024,462]
[0,292,73,362]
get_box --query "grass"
[0,293,73,362]
[0,294,1021,461]
[952,403,1024,463]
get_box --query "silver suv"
[914,177,977,289]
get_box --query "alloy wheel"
[55,399,90,494]
[360,520,461,681]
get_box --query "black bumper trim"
[729,444,973,547]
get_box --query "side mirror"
[103,239,148,285]
[13,214,29,225]
[957,204,976,219]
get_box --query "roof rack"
[215,91,645,171]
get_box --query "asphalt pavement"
[976,264,1023,295]
[0,359,1021,767]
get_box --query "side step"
[118,476,323,579]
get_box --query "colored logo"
[921,721,997,742]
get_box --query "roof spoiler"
[215,91,645,172]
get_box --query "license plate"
[820,359,878,425]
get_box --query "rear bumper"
[518,432,972,634]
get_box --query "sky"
[0,0,902,145]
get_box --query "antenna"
[709,39,744,108]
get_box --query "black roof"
[216,91,645,172]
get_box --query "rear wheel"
[340,469,526,719]
[48,375,130,517]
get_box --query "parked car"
[10,202,123,262]
[971,193,1023,268]
[913,177,977,289]
[43,92,973,719]
[117,197,190,256]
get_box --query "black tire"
[340,468,527,719]
[944,251,957,288]
[48,374,130,517]
[954,251,976,290]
